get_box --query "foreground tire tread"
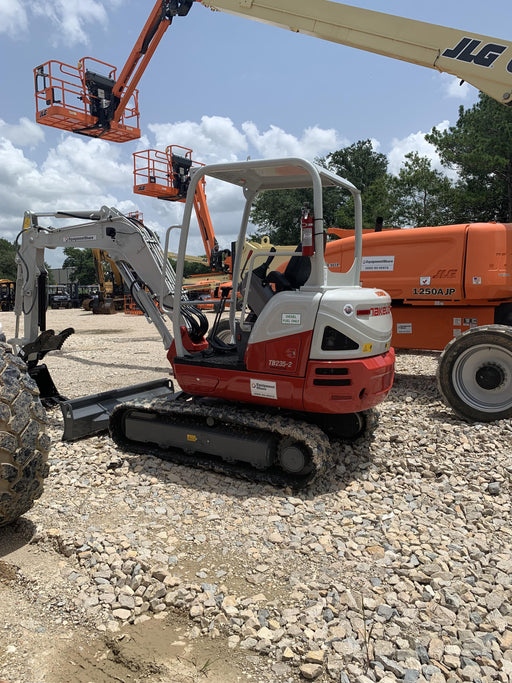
[0,342,50,526]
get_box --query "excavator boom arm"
[13,208,178,352]
[199,0,512,106]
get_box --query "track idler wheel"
[315,411,372,440]
[277,438,312,475]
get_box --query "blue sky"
[0,0,510,264]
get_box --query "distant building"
[49,267,74,285]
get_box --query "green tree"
[169,257,213,278]
[0,239,17,280]
[389,152,454,227]
[426,93,512,222]
[250,140,393,242]
[324,139,388,191]
[62,248,96,284]
[323,139,393,228]
[251,188,313,244]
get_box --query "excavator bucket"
[92,298,117,314]
[60,377,174,441]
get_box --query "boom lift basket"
[133,145,205,201]
[34,58,140,142]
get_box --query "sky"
[0,0,510,266]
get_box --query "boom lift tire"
[437,325,512,423]
[0,342,50,526]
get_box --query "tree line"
[250,94,512,244]
[1,94,511,280]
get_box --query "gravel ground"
[1,308,511,683]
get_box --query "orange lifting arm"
[112,1,194,124]
[193,177,219,267]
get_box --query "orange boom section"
[33,2,194,142]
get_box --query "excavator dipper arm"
[13,208,178,355]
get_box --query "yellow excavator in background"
[82,249,126,314]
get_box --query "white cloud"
[0,117,45,148]
[29,0,111,46]
[242,122,345,160]
[148,117,346,166]
[387,122,450,176]
[0,135,132,247]
[440,72,472,100]
[0,0,27,36]
[4,113,460,263]
[1,0,126,43]
[42,136,131,187]
[144,117,348,251]
[148,116,249,163]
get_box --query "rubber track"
[110,396,332,489]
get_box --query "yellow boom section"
[200,0,512,105]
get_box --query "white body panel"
[248,286,392,360]
[311,287,392,360]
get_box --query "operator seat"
[266,245,311,292]
[242,245,311,317]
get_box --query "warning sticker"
[281,313,301,325]
[250,379,277,400]
[397,323,412,334]
[361,256,395,272]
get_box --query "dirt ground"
[1,529,255,683]
[0,309,271,683]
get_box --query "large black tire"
[437,325,512,422]
[0,342,50,526]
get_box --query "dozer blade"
[60,378,174,441]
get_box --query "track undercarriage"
[109,393,376,488]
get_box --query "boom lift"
[133,145,223,271]
[34,1,512,142]
[34,1,194,141]
[4,158,393,521]
[325,224,512,422]
[82,249,126,314]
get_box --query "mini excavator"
[11,158,394,487]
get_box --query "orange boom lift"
[33,1,194,142]
[133,145,224,272]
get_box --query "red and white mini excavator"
[8,158,394,494]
